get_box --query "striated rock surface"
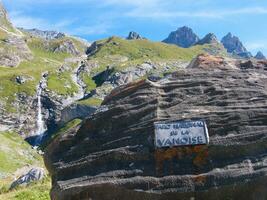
[162,26,199,48]
[45,54,267,200]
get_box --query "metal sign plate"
[154,120,209,148]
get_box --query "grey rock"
[20,28,66,40]
[162,26,200,48]
[254,51,266,60]
[126,31,143,40]
[52,39,79,55]
[45,54,267,200]
[15,75,32,84]
[10,167,46,189]
[57,103,97,127]
[196,33,219,45]
[221,32,252,58]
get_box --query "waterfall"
[35,83,46,145]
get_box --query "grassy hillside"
[87,36,227,74]
[0,131,45,195]
[90,36,205,60]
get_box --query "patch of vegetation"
[0,129,49,199]
[47,71,79,96]
[77,97,102,106]
[89,36,206,61]
[82,74,97,93]
[0,177,51,200]
[0,132,43,175]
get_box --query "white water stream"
[34,83,47,145]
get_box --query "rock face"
[52,39,80,55]
[162,26,199,48]
[221,33,252,58]
[45,54,267,200]
[20,28,65,40]
[196,33,219,45]
[126,31,143,40]
[10,167,46,189]
[255,51,266,60]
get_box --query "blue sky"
[2,0,267,55]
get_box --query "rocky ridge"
[196,33,219,45]
[45,54,267,200]
[221,32,252,58]
[19,28,66,40]
[162,26,200,48]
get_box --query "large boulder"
[45,55,267,200]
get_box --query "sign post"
[154,120,209,148]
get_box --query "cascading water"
[34,83,47,145]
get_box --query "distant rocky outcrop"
[221,33,252,58]
[51,39,80,55]
[45,54,267,200]
[126,31,144,40]
[196,33,219,45]
[20,28,65,40]
[254,51,266,60]
[162,26,199,48]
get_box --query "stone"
[45,54,267,200]
[52,39,80,55]
[10,167,46,189]
[162,26,200,48]
[126,31,143,40]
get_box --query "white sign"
[154,120,209,148]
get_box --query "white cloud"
[9,11,75,31]
[126,6,267,19]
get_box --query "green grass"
[82,74,97,93]
[90,36,205,60]
[0,132,43,175]
[0,131,49,200]
[47,71,78,96]
[0,177,51,200]
[77,97,102,106]
[87,36,221,75]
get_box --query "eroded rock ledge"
[45,55,267,200]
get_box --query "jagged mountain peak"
[162,26,200,48]
[221,32,252,58]
[126,31,144,40]
[196,33,219,45]
[255,51,266,60]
